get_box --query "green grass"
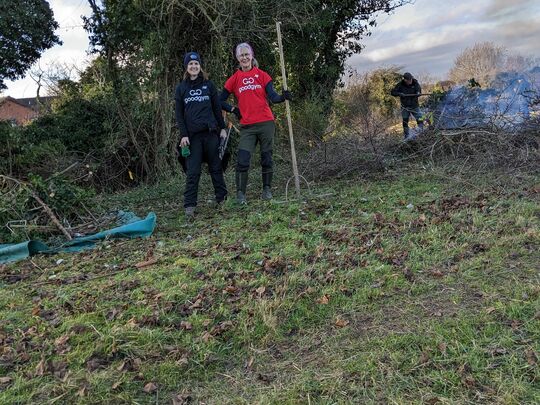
[1,165,539,404]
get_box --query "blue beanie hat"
[183,52,201,69]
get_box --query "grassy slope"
[1,167,539,404]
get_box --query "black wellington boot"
[236,171,248,205]
[262,171,273,200]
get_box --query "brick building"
[0,96,55,125]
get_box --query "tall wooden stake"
[276,21,301,198]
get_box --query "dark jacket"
[174,76,225,138]
[391,79,422,108]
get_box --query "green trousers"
[236,120,275,174]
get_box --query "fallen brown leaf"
[202,331,213,343]
[438,342,447,355]
[430,269,444,278]
[402,267,414,282]
[223,285,238,294]
[525,349,538,366]
[317,294,330,305]
[489,347,507,356]
[172,392,192,405]
[462,375,476,388]
[176,355,189,366]
[112,380,122,390]
[54,334,70,346]
[180,321,192,331]
[511,320,522,330]
[257,373,274,383]
[86,356,107,372]
[51,360,67,378]
[0,376,12,384]
[210,321,234,337]
[334,318,349,328]
[35,358,47,376]
[373,212,385,223]
[255,286,266,297]
[143,382,158,393]
[190,298,203,309]
[418,350,431,364]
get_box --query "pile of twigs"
[300,119,540,180]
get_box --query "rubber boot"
[262,171,273,200]
[185,206,195,220]
[236,171,248,205]
[403,126,410,140]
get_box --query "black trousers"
[184,131,227,208]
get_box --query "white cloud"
[374,0,489,33]
[485,0,537,18]
[361,22,492,63]
[348,0,540,78]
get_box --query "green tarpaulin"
[0,212,156,265]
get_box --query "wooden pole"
[276,21,301,198]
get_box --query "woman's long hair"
[183,69,208,81]
[235,43,259,68]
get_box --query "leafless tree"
[449,42,539,87]
[503,53,539,72]
[449,42,505,87]
[29,61,78,98]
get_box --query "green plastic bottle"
[181,145,190,157]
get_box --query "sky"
[3,0,540,98]
[3,0,92,98]
[348,0,540,79]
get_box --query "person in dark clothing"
[219,42,291,204]
[175,52,228,218]
[391,72,424,139]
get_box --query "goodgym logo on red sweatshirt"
[238,77,262,93]
[224,67,274,125]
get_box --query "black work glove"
[282,90,292,101]
[232,107,242,120]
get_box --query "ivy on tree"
[0,0,61,90]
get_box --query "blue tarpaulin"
[0,212,156,265]
[436,68,540,130]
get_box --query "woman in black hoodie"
[175,52,228,218]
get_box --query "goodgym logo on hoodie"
[239,76,262,93]
[184,86,210,104]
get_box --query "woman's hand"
[180,137,190,147]
[220,129,227,139]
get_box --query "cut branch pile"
[301,118,540,180]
